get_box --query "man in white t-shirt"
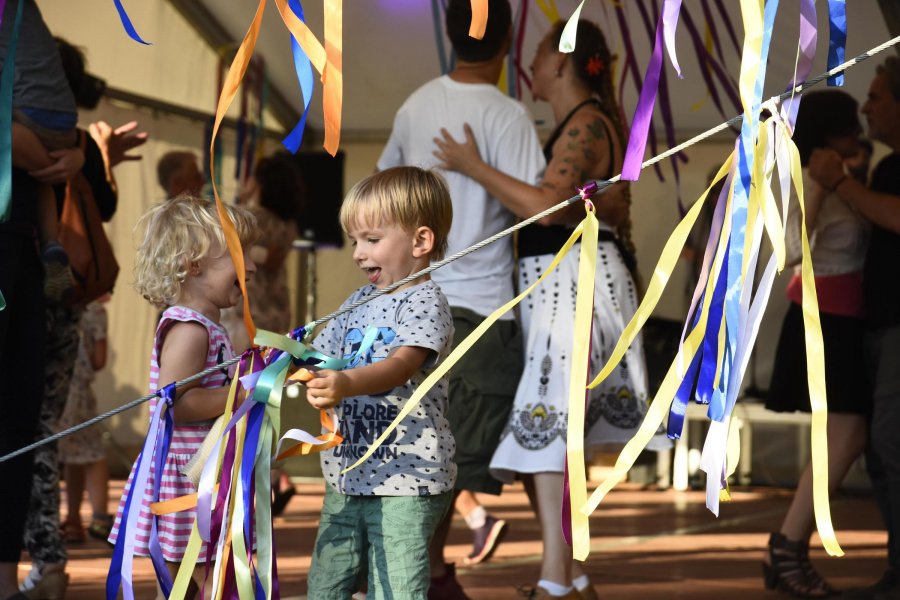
[377,0,545,596]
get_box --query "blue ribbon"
[107,383,176,600]
[112,0,151,45]
[239,401,266,594]
[667,348,702,439]
[0,0,23,224]
[826,0,846,86]
[694,242,729,410]
[723,0,777,417]
[148,386,175,597]
[281,0,314,153]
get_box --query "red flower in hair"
[586,55,605,76]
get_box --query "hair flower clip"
[586,55,605,76]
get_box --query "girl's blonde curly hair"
[133,193,257,307]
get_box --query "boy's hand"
[305,369,350,409]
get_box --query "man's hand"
[808,148,845,191]
[28,147,85,184]
[89,120,148,168]
[306,369,350,410]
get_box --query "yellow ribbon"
[342,223,586,474]
[167,358,246,598]
[587,155,734,392]
[567,206,598,561]
[781,125,841,556]
[581,162,733,515]
[535,0,561,23]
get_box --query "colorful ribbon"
[281,0,315,152]
[826,0,846,86]
[620,0,683,181]
[0,0,22,224]
[112,0,151,44]
[469,0,488,39]
[107,384,176,600]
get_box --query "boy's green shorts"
[308,486,452,600]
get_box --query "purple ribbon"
[621,0,684,181]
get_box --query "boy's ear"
[411,226,435,258]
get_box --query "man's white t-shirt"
[378,75,546,319]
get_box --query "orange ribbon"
[275,0,343,155]
[469,0,488,39]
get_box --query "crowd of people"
[2,0,900,599]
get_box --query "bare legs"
[64,460,110,537]
[778,413,867,543]
[455,490,480,519]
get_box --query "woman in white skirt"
[434,18,668,600]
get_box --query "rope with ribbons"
[3,3,899,591]
[1,32,898,468]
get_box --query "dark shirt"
[0,168,39,237]
[864,152,900,329]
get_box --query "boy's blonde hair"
[133,193,257,307]
[339,167,453,260]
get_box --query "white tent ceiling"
[191,0,894,142]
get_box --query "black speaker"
[291,150,345,248]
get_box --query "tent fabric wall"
[34,0,893,461]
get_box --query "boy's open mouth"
[364,267,381,284]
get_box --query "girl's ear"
[188,261,201,276]
[411,226,435,259]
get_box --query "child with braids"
[107,194,256,595]
[433,19,667,599]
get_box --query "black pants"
[0,233,46,562]
[23,305,79,565]
[865,324,900,569]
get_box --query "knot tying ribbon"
[160,383,176,409]
[578,181,599,212]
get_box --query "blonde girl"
[108,194,256,598]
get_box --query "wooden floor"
[37,479,889,599]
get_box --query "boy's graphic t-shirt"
[317,280,457,496]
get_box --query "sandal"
[60,518,85,545]
[763,532,836,598]
[87,514,113,541]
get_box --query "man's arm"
[809,148,900,234]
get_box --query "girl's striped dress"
[108,306,234,561]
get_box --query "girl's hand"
[432,123,484,177]
[305,369,350,409]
